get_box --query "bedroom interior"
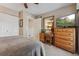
[0,3,79,56]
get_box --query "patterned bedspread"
[0,36,45,56]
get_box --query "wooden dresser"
[39,32,46,42]
[54,28,76,53]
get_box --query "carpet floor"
[43,44,78,56]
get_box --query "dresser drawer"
[62,28,75,33]
[55,35,74,41]
[55,38,73,46]
[54,28,75,53]
[55,32,74,37]
[55,28,75,33]
[55,41,74,52]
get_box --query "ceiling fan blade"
[34,3,39,5]
[24,3,28,8]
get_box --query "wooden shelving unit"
[43,16,54,44]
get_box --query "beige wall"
[23,11,30,37]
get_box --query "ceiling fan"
[24,3,39,8]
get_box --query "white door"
[29,18,41,40]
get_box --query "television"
[56,14,75,28]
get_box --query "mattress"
[0,36,45,56]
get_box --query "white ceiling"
[0,3,72,16]
[26,3,72,16]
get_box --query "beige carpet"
[43,44,78,56]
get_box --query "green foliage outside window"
[56,18,75,27]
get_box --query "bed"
[0,36,45,56]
